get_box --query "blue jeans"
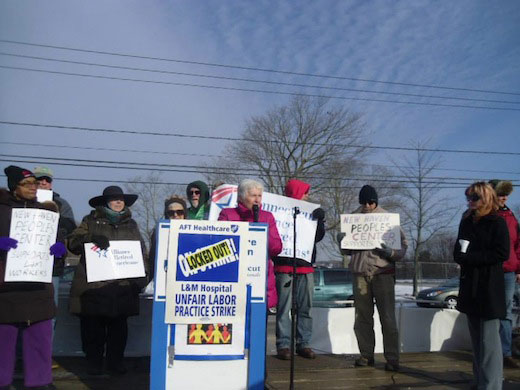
[467,315,502,390]
[275,273,313,350]
[500,272,515,357]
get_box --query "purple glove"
[50,242,67,258]
[0,237,18,251]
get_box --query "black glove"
[454,252,468,265]
[91,235,110,250]
[131,283,143,295]
[312,207,325,221]
[374,243,393,259]
[336,232,346,244]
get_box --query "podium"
[150,220,269,390]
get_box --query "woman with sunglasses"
[454,182,510,390]
[148,196,187,279]
[186,181,210,220]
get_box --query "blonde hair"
[464,181,499,220]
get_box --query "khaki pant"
[353,273,399,362]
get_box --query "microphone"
[252,204,259,222]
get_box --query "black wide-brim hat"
[89,185,138,208]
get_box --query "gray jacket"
[342,205,408,277]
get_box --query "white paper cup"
[459,239,470,253]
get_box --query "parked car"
[313,267,353,305]
[416,278,459,309]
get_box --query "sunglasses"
[466,193,480,202]
[189,190,201,195]
[167,210,185,217]
[37,176,53,183]
[360,201,376,205]
[18,181,38,188]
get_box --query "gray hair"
[238,179,263,203]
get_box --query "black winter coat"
[0,189,56,324]
[67,207,148,318]
[454,211,510,319]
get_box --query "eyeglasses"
[167,210,185,217]
[36,176,53,183]
[466,193,480,202]
[18,181,38,188]
[189,190,201,196]
[360,201,376,205]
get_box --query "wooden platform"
[10,352,520,389]
[266,351,520,390]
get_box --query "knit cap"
[4,165,35,191]
[359,185,378,205]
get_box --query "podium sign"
[150,220,269,390]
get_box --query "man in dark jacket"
[489,180,520,368]
[274,179,325,360]
[186,181,211,220]
[0,165,66,390]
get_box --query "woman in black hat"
[67,186,148,376]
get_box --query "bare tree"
[207,96,371,257]
[421,230,458,262]
[391,140,460,295]
[208,96,368,192]
[124,172,181,249]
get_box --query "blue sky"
[0,0,519,221]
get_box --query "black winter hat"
[4,165,35,191]
[89,186,138,208]
[359,185,378,205]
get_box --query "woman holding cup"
[454,182,510,390]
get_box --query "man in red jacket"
[489,180,520,368]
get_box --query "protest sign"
[85,240,145,282]
[209,184,319,263]
[340,213,401,250]
[36,189,53,203]
[165,220,248,324]
[5,208,58,283]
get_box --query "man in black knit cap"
[339,185,407,372]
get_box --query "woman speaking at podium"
[218,179,282,310]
